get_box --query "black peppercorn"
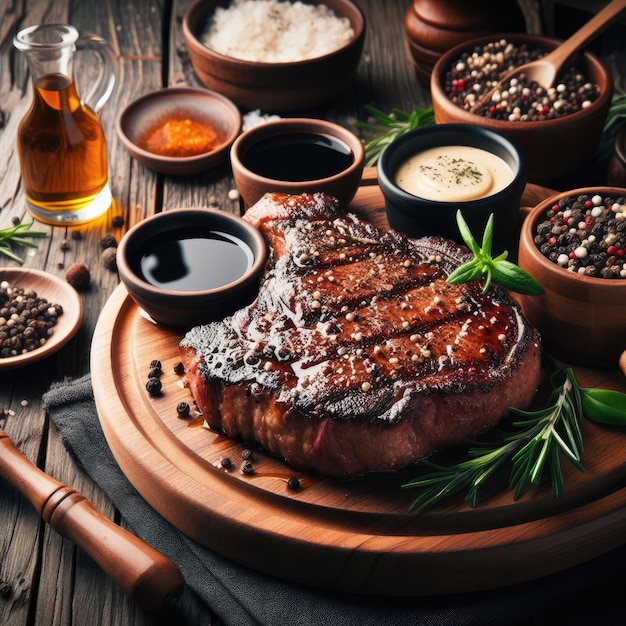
[149,359,162,370]
[287,476,300,490]
[221,457,232,469]
[173,361,185,375]
[176,401,190,417]
[145,378,162,396]
[148,367,161,379]
[241,448,253,461]
[240,460,254,475]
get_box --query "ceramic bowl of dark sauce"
[117,208,267,328]
[230,118,365,209]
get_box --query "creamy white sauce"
[394,145,515,202]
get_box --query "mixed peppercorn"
[0,281,63,358]
[533,193,626,278]
[443,38,599,121]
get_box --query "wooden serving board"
[92,177,626,597]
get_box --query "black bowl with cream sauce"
[378,124,526,252]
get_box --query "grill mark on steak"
[180,192,542,477]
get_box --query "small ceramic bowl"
[116,86,242,175]
[430,33,613,184]
[377,124,526,252]
[230,117,365,210]
[116,209,267,328]
[516,187,626,368]
[182,0,365,112]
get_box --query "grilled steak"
[180,192,541,477]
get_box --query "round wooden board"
[92,181,626,597]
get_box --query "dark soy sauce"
[139,229,253,292]
[243,132,354,181]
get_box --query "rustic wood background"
[0,0,625,624]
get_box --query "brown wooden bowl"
[116,86,241,175]
[182,0,365,112]
[430,33,613,184]
[230,117,365,210]
[516,187,626,368]
[116,209,267,328]
[404,0,525,83]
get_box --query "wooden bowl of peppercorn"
[516,187,626,368]
[430,33,613,185]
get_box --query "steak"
[180,192,541,478]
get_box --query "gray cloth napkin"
[43,374,624,626]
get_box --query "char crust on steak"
[180,192,541,477]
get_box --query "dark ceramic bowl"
[230,117,365,210]
[430,33,613,184]
[182,0,365,112]
[377,124,526,252]
[516,187,626,368]
[116,86,241,175]
[117,209,267,328]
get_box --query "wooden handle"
[0,429,184,612]
[542,0,626,70]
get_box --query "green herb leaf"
[357,105,435,167]
[446,211,544,296]
[0,223,47,264]
[402,368,591,512]
[581,388,626,425]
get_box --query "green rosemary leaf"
[0,223,48,264]
[358,104,434,166]
[402,367,599,512]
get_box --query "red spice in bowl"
[117,86,241,175]
[137,117,219,157]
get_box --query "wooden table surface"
[1,1,625,625]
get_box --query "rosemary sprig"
[0,222,48,264]
[447,210,544,295]
[357,104,434,167]
[402,368,626,512]
[603,85,626,138]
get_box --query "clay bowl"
[116,86,241,175]
[182,0,365,112]
[116,209,267,328]
[230,117,365,210]
[516,187,626,368]
[404,0,525,83]
[430,33,613,184]
[377,124,526,253]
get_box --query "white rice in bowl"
[201,0,355,63]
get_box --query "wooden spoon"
[470,0,626,113]
[0,428,185,612]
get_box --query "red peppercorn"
[607,245,617,255]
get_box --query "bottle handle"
[75,34,116,114]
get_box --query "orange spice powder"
[139,117,218,157]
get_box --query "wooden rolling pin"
[0,428,184,612]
